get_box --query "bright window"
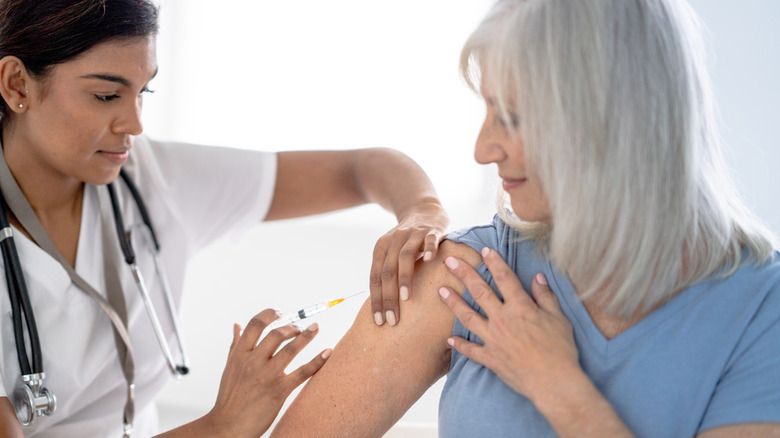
[143,0,498,230]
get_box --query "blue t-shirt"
[439,215,780,437]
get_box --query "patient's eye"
[499,112,520,129]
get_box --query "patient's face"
[474,94,551,223]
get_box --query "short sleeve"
[698,281,780,432]
[447,214,512,253]
[128,137,277,251]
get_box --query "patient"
[271,0,780,436]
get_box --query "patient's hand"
[369,199,449,327]
[439,247,579,402]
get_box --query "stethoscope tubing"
[107,169,190,376]
[0,165,190,428]
[0,195,43,377]
[117,168,190,373]
[118,169,161,251]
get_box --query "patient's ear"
[0,56,32,113]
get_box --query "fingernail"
[374,311,384,325]
[535,273,548,285]
[444,256,459,270]
[438,287,450,299]
[481,247,490,257]
[274,309,283,317]
[385,310,397,326]
[400,286,409,301]
[423,251,433,262]
[306,322,319,333]
[447,338,455,347]
[321,348,333,360]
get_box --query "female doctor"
[0,0,449,437]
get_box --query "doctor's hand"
[370,200,448,326]
[205,309,331,437]
[438,248,582,403]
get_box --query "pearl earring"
[18,103,23,109]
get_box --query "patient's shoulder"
[439,239,483,266]
[396,239,480,316]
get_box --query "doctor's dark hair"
[0,0,159,118]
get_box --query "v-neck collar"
[9,185,98,294]
[74,185,99,280]
[544,260,709,360]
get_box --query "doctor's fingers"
[253,324,305,359]
[369,232,401,326]
[273,325,332,390]
[396,228,444,301]
[235,309,283,353]
[229,323,241,353]
[283,348,332,392]
[422,229,446,263]
[258,323,320,372]
[255,324,330,391]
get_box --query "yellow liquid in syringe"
[267,292,365,330]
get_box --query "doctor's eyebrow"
[80,68,159,88]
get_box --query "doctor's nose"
[113,99,144,136]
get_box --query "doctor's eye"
[95,94,120,103]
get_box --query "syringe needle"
[342,290,367,301]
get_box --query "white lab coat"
[0,136,277,437]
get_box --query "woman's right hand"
[205,309,331,437]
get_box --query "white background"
[142,1,780,435]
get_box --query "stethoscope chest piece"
[13,373,56,426]
[0,168,188,432]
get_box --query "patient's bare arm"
[270,241,481,437]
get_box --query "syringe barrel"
[266,301,330,331]
[269,314,302,329]
[298,301,329,319]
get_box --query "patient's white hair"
[461,0,776,317]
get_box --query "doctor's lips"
[99,148,131,164]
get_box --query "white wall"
[686,0,780,236]
[148,1,495,435]
[147,1,780,436]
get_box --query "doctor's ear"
[0,56,33,114]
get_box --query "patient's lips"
[501,175,527,191]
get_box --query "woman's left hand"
[438,247,580,400]
[369,200,448,326]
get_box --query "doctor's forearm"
[265,148,445,221]
[351,147,444,221]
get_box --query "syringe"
[266,291,368,331]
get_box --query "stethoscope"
[0,168,190,429]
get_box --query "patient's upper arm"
[270,241,481,438]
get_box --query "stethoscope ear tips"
[13,377,56,426]
[175,365,190,376]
